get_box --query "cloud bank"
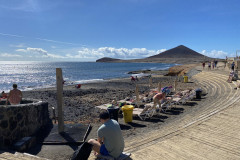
[0,46,232,61]
[16,47,65,58]
[201,50,233,59]
[66,47,166,59]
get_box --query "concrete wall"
[0,99,50,149]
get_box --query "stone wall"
[0,99,50,149]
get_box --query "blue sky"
[0,0,240,61]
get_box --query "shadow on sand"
[163,107,184,115]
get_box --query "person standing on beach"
[6,84,22,105]
[212,61,215,69]
[214,60,218,68]
[208,62,211,70]
[231,61,235,71]
[88,111,124,159]
[224,60,227,69]
[202,62,205,70]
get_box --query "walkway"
[124,69,240,159]
[0,151,48,160]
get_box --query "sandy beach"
[2,61,239,160]
[19,63,203,159]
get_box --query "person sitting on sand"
[227,71,234,83]
[88,111,124,159]
[6,84,22,105]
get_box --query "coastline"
[22,63,202,159]
[22,63,200,122]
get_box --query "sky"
[0,0,240,61]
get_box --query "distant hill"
[96,57,121,62]
[96,45,213,64]
[147,45,205,59]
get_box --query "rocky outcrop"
[165,64,199,76]
[96,57,120,62]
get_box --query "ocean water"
[0,61,177,92]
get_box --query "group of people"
[202,60,218,70]
[0,84,22,105]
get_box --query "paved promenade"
[124,69,240,160]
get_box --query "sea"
[0,61,177,92]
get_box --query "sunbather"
[153,91,167,109]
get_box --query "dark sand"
[22,66,205,160]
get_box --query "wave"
[73,79,104,84]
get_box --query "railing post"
[56,68,64,133]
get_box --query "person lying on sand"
[88,111,124,159]
[6,84,22,105]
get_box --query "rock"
[0,120,8,129]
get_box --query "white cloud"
[16,47,66,59]
[16,47,48,55]
[201,50,233,59]
[67,47,165,59]
[47,53,65,59]
[0,53,22,57]
[10,46,166,60]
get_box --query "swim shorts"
[100,144,109,156]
